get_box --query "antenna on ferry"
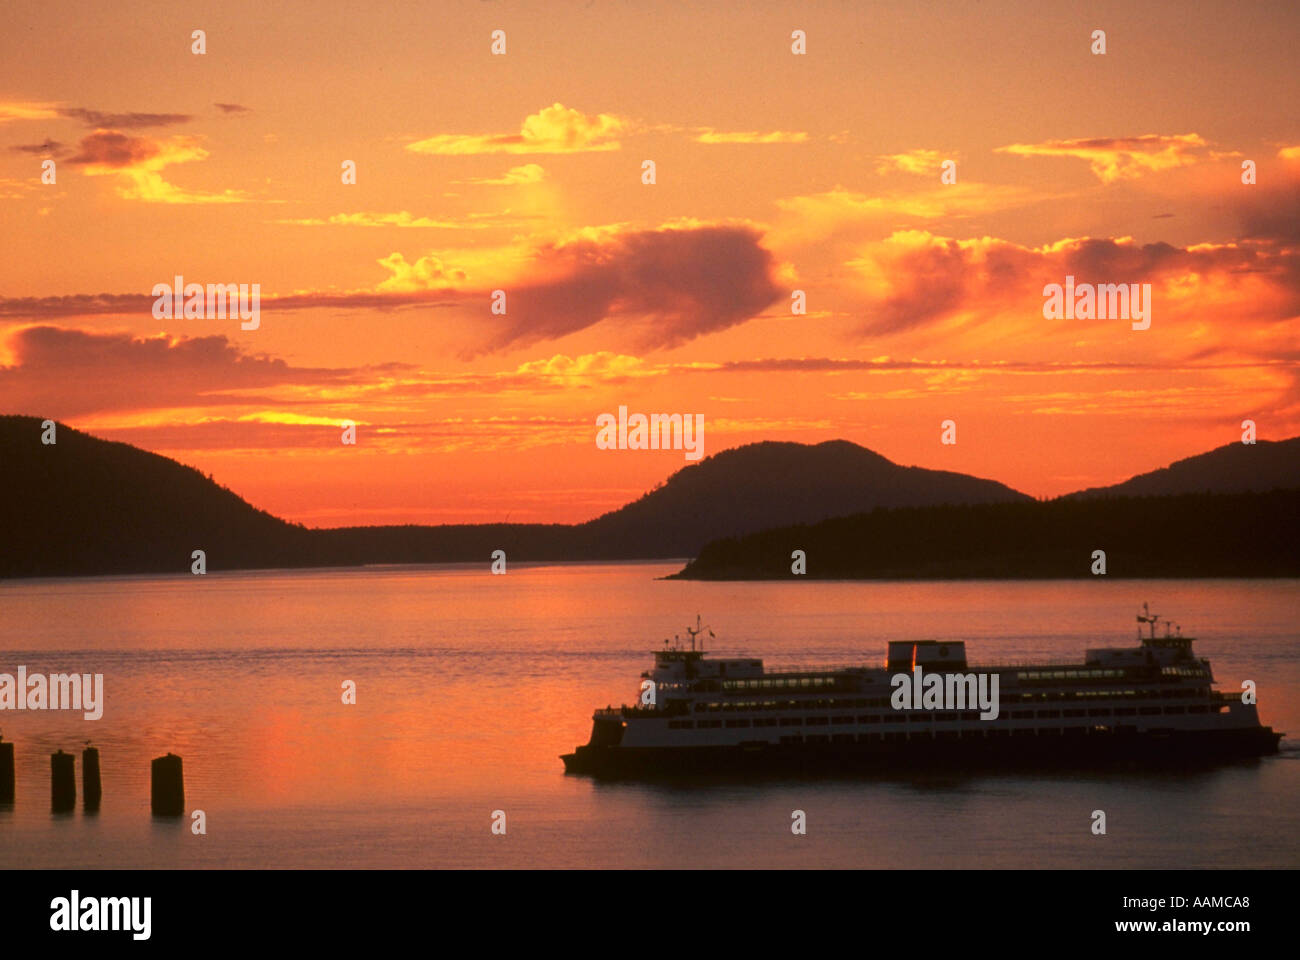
[686,613,712,653]
[1137,602,1160,640]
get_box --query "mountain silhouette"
[571,439,1030,556]
[3,415,1294,579]
[1063,437,1300,498]
[1,418,1027,577]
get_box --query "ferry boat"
[561,609,1283,777]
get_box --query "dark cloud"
[859,231,1300,336]
[214,103,251,114]
[482,224,784,352]
[67,130,162,167]
[0,225,783,353]
[58,107,192,129]
[9,139,63,156]
[0,326,382,417]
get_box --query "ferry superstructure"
[561,609,1283,776]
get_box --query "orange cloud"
[846,228,1300,338]
[69,129,249,204]
[693,129,808,144]
[406,103,625,156]
[460,163,547,185]
[274,212,476,229]
[0,101,60,122]
[996,133,1211,183]
[875,148,949,175]
[0,325,379,417]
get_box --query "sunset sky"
[3,0,1298,525]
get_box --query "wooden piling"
[51,749,75,812]
[82,745,101,811]
[150,753,184,816]
[0,737,14,803]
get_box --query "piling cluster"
[0,737,183,815]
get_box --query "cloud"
[0,222,783,351]
[68,130,249,204]
[9,139,64,156]
[375,252,470,291]
[0,326,375,417]
[771,183,1039,249]
[378,222,784,351]
[0,101,60,123]
[58,107,192,129]
[845,228,1300,336]
[406,103,625,155]
[875,148,948,175]
[692,129,808,145]
[459,163,547,185]
[274,211,478,229]
[485,223,784,351]
[214,103,252,114]
[68,130,164,167]
[996,133,1211,183]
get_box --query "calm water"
[1,564,1297,868]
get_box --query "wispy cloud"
[692,128,808,145]
[58,107,192,129]
[996,133,1212,183]
[459,163,547,185]
[406,103,625,155]
[875,148,948,175]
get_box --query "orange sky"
[3,0,1298,525]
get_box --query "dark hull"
[561,726,1284,779]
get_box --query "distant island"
[670,488,1300,580]
[1,414,1297,579]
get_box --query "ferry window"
[1011,710,1034,719]
[1063,708,1085,717]
[882,715,903,724]
[908,714,930,723]
[1164,706,1185,715]
[779,718,801,726]
[832,716,854,724]
[1087,708,1110,716]
[806,716,828,726]
[800,678,811,688]
[1037,710,1061,719]
[1139,706,1161,715]
[725,719,751,728]
[862,715,880,724]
